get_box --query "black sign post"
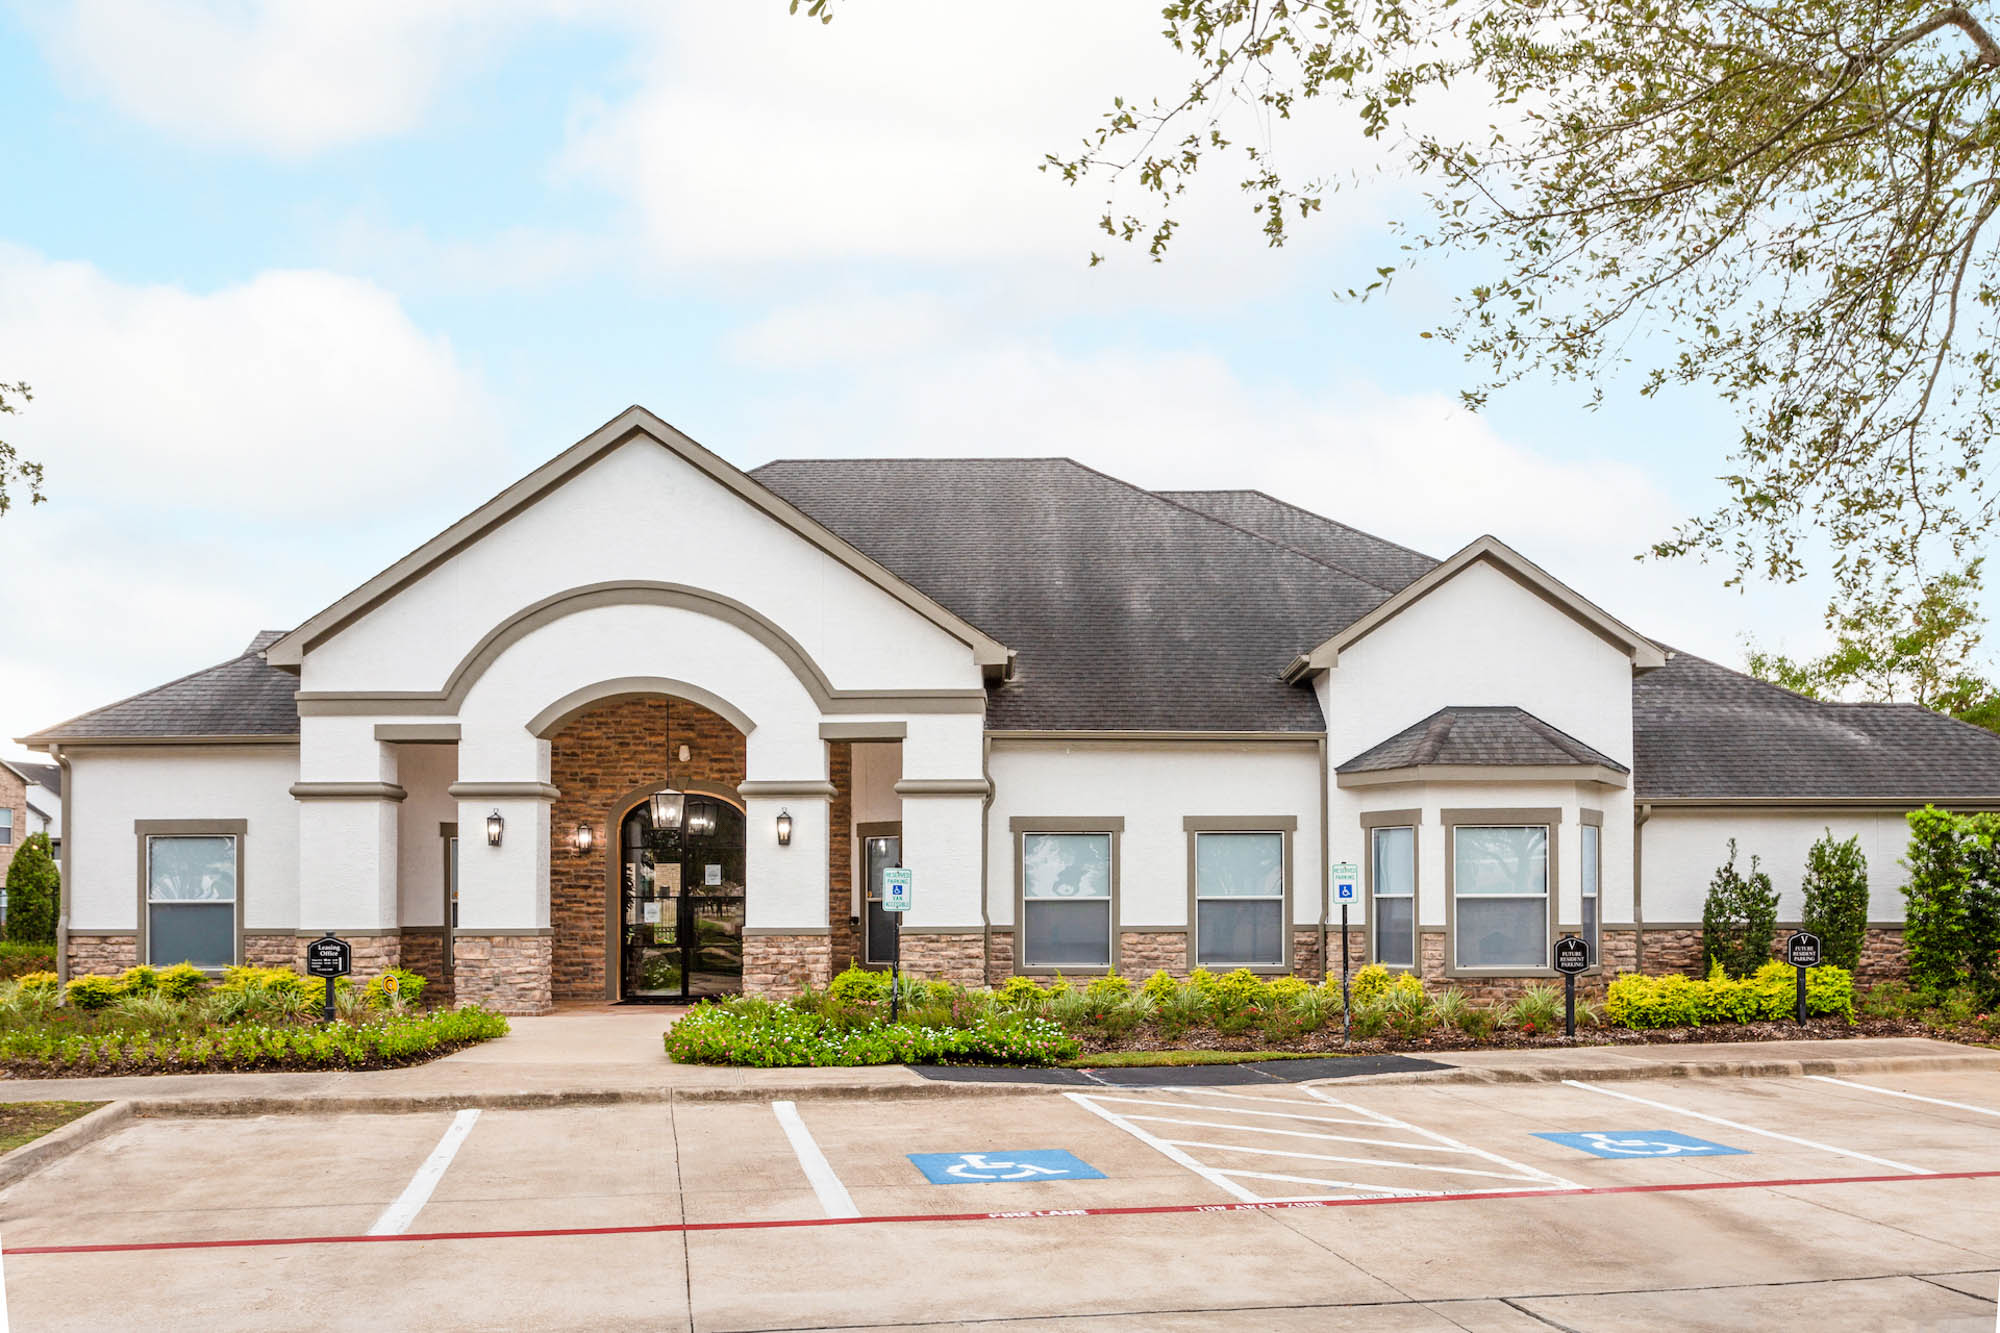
[1554,935,1590,1038]
[1786,930,1822,1024]
[305,932,353,1024]
[1340,904,1351,1046]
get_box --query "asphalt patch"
[909,1054,1449,1087]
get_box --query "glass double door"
[620,799,746,1001]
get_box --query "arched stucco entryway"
[547,693,748,1001]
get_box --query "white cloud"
[25,0,644,154]
[0,245,496,515]
[726,308,1830,668]
[0,247,504,740]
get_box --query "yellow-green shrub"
[118,965,160,996]
[156,963,209,1000]
[1083,972,1131,998]
[1140,970,1180,1001]
[1604,963,1854,1028]
[1350,963,1423,1005]
[1209,968,1271,1015]
[16,971,57,994]
[362,968,429,1009]
[63,974,123,1010]
[1265,975,1311,1001]
[997,975,1045,1008]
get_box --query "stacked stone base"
[65,934,136,975]
[452,934,553,1014]
[895,932,986,987]
[743,933,832,996]
[1119,931,1186,976]
[985,931,1015,985]
[241,933,403,976]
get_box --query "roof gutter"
[52,744,71,986]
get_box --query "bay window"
[1448,810,1556,972]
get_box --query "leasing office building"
[24,407,2000,1012]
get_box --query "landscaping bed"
[0,964,509,1078]
[666,962,1998,1068]
[0,1101,103,1151]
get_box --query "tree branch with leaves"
[0,381,41,518]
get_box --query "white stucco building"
[24,407,2000,1011]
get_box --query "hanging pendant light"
[651,704,685,829]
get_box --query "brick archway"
[548,694,747,1000]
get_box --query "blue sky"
[0,1,1836,759]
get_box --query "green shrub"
[1154,981,1209,1037]
[1350,964,1423,1007]
[1265,975,1310,1002]
[1140,970,1180,1001]
[63,975,124,1010]
[0,1006,509,1074]
[1456,1005,1500,1041]
[1800,830,1870,971]
[1502,983,1565,1034]
[1902,806,2000,1003]
[1702,839,1779,978]
[1427,988,1469,1030]
[1923,985,1980,1026]
[16,971,57,994]
[827,964,890,1006]
[1860,980,1918,1020]
[1185,968,1219,999]
[1083,972,1130,998]
[663,1003,1077,1067]
[0,942,56,979]
[1386,985,1435,1039]
[4,833,58,945]
[363,968,429,1010]
[155,963,209,1000]
[1348,1000,1390,1039]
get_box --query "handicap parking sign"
[907,1150,1105,1184]
[1535,1131,1747,1159]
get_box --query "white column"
[294,717,401,932]
[740,788,831,931]
[894,790,986,929]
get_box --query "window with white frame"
[1452,825,1549,969]
[1581,823,1600,965]
[1193,831,1285,967]
[1020,832,1113,968]
[0,807,11,845]
[146,835,237,968]
[1370,825,1416,968]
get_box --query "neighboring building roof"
[19,634,301,745]
[1339,705,1629,775]
[1,760,60,796]
[1157,489,1438,592]
[752,458,1395,731]
[1634,649,2000,802]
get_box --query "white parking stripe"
[1161,1138,1549,1183]
[1563,1080,1930,1174]
[1067,1093,1266,1202]
[770,1101,859,1218]
[1213,1168,1429,1197]
[1116,1112,1475,1154]
[1302,1086,1577,1189]
[1808,1076,2000,1118]
[369,1109,481,1236]
[1080,1093,1389,1128]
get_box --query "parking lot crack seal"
[1499,1297,1589,1332]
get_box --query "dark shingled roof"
[25,634,300,742]
[1158,489,1438,592]
[1339,706,1629,775]
[752,458,1396,732]
[3,760,62,795]
[25,448,2000,807]
[1633,649,2000,800]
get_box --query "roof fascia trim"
[1301,536,1669,673]
[262,406,1011,672]
[15,734,300,750]
[1642,795,1998,809]
[1337,763,1630,788]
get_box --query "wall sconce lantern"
[485,810,505,847]
[775,808,793,846]
[572,821,594,855]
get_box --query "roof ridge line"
[1043,458,1399,594]
[1163,487,1441,569]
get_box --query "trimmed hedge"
[0,1006,509,1076]
[664,1003,1078,1067]
[1605,962,1854,1028]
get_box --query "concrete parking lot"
[3,1069,1997,1331]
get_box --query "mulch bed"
[1073,1016,1991,1058]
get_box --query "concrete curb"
[1319,1050,2000,1089]
[87,1049,2000,1119]
[0,1101,134,1190]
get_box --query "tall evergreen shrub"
[4,832,58,946]
[1902,806,2000,1002]
[1701,839,1778,978]
[1800,830,1870,971]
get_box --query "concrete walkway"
[0,1008,1991,1113]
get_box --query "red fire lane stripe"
[11,1169,2000,1257]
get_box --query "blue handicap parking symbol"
[1535,1130,1748,1159]
[907,1149,1105,1184]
